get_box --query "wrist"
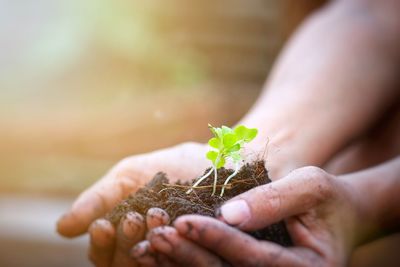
[343,157,400,245]
[237,115,322,179]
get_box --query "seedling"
[187,124,258,196]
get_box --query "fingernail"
[220,200,250,225]
[90,219,115,247]
[121,212,143,239]
[131,243,146,258]
[122,219,137,239]
[148,229,173,253]
[131,241,152,258]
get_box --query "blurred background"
[0,0,284,197]
[0,0,398,266]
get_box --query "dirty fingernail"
[121,212,143,239]
[147,208,170,229]
[131,242,148,258]
[90,219,115,247]
[220,200,250,225]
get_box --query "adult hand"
[135,166,367,267]
[57,142,209,267]
[88,207,171,267]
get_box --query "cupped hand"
[135,166,366,267]
[56,142,209,266]
[88,207,170,267]
[57,142,208,237]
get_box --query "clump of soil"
[106,160,292,246]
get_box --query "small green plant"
[187,124,258,196]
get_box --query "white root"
[220,162,239,197]
[186,167,213,194]
[211,166,218,196]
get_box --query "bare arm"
[241,0,400,178]
[348,156,400,243]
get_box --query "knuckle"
[299,166,335,202]
[298,166,327,181]
[110,160,140,195]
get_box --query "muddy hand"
[57,142,208,237]
[88,219,116,267]
[88,208,171,267]
[153,166,369,267]
[132,226,224,267]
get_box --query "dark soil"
[106,160,292,246]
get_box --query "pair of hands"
[57,141,367,267]
[56,0,400,262]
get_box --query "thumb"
[216,166,333,231]
[57,174,140,237]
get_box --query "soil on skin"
[106,160,292,246]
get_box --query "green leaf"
[234,125,247,140]
[245,128,258,142]
[216,157,226,169]
[208,124,221,138]
[227,143,241,153]
[214,128,223,139]
[221,125,233,135]
[206,151,218,164]
[234,125,258,142]
[223,133,237,148]
[208,137,221,149]
[206,124,258,169]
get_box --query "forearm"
[344,156,400,245]
[240,0,400,176]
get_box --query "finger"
[146,208,170,230]
[216,166,334,231]
[111,212,146,267]
[57,169,140,237]
[147,226,222,267]
[88,219,116,267]
[131,240,158,267]
[131,240,181,267]
[175,215,305,266]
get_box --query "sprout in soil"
[186,124,258,196]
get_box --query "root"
[211,166,218,195]
[186,168,213,194]
[161,177,255,194]
[220,162,239,197]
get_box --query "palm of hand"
[57,142,208,267]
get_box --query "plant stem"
[211,154,222,195]
[212,165,218,195]
[220,162,239,197]
[186,168,213,194]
